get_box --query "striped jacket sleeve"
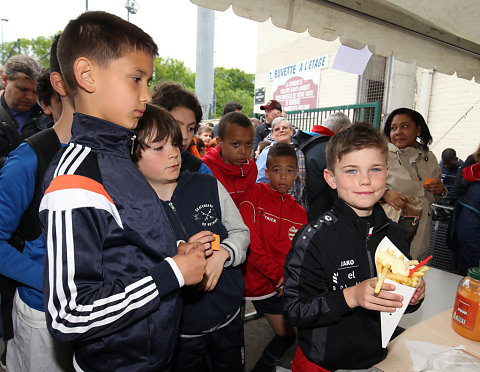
[40,145,179,341]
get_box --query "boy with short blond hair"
[203,111,257,206]
[39,12,207,371]
[240,142,307,371]
[283,124,425,371]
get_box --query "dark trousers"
[0,275,16,340]
[173,311,244,372]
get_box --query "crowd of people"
[0,10,477,372]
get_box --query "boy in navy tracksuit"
[40,12,208,371]
[283,124,426,371]
[132,104,250,372]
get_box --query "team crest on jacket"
[288,226,298,240]
[193,204,218,227]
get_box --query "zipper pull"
[368,226,373,237]
[168,201,176,212]
[240,166,244,177]
[130,134,137,156]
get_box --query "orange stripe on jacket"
[45,174,114,204]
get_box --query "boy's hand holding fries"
[344,248,427,312]
[343,278,404,312]
[374,248,427,305]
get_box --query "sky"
[0,0,259,73]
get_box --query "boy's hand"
[424,179,444,195]
[343,278,403,312]
[178,240,213,258]
[173,242,208,285]
[383,189,407,211]
[410,277,426,305]
[199,247,230,291]
[275,277,284,297]
[188,231,215,252]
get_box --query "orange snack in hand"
[212,234,220,251]
[424,177,436,186]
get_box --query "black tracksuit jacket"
[283,199,421,370]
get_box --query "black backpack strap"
[10,128,61,249]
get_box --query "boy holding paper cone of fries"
[283,123,425,371]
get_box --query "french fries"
[374,264,391,294]
[375,248,428,291]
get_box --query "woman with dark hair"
[382,108,447,260]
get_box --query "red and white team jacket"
[239,182,307,299]
[202,147,257,206]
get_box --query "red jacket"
[202,147,257,206]
[239,183,307,298]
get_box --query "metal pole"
[85,0,88,11]
[1,19,8,65]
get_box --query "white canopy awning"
[190,0,480,81]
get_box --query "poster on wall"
[273,70,319,112]
[268,55,328,112]
[254,87,265,104]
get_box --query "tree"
[1,35,57,67]
[214,67,254,117]
[152,57,195,90]
[0,33,255,118]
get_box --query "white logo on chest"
[193,203,218,227]
[264,214,277,223]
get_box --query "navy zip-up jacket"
[40,113,181,371]
[162,171,248,335]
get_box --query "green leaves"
[0,33,255,118]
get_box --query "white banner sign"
[268,55,329,81]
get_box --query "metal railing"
[286,101,382,131]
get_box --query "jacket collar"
[331,198,389,238]
[311,125,335,137]
[71,113,136,159]
[388,142,430,164]
[203,146,255,177]
[258,182,295,204]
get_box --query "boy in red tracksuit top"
[203,112,257,206]
[239,142,307,371]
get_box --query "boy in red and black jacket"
[239,142,307,371]
[203,112,257,206]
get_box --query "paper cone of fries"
[375,237,419,348]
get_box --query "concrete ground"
[243,300,296,371]
[0,338,4,371]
